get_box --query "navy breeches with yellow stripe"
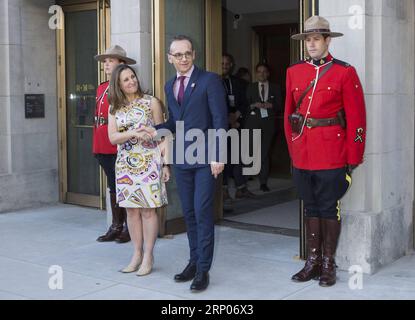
[293,167,352,221]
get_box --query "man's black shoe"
[190,272,209,292]
[174,263,197,282]
[260,184,270,192]
[235,187,256,199]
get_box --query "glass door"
[57,0,111,208]
[153,0,221,235]
[65,7,99,206]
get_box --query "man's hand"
[162,166,171,183]
[229,111,242,128]
[211,162,225,179]
[262,102,273,109]
[228,114,240,129]
[228,113,238,124]
[159,139,167,157]
[231,121,240,129]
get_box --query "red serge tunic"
[284,54,366,171]
[93,81,117,154]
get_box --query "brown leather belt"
[305,117,340,128]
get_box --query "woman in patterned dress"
[108,64,169,276]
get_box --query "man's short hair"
[222,53,235,64]
[256,62,271,72]
[169,35,194,52]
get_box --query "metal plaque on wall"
[25,94,45,118]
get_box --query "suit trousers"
[244,113,276,185]
[173,165,216,272]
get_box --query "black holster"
[289,113,305,134]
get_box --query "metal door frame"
[57,0,111,209]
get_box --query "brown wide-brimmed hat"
[94,45,136,65]
[291,16,344,40]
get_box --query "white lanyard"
[291,61,333,142]
[97,85,109,119]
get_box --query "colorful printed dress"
[115,95,168,208]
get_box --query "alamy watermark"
[48,5,63,30]
[156,122,262,175]
[348,5,364,30]
[48,265,63,290]
[348,265,364,290]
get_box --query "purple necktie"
[177,76,186,105]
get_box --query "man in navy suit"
[144,35,228,292]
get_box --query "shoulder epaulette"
[288,60,306,68]
[333,59,351,68]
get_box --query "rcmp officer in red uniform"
[94,45,136,243]
[284,16,366,287]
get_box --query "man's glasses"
[168,51,193,60]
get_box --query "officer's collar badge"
[306,54,334,66]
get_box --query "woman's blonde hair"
[108,64,143,115]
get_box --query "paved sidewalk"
[0,204,414,300]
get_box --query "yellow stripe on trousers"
[337,173,353,221]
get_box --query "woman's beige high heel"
[120,255,142,273]
[136,256,153,276]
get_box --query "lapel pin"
[191,83,196,88]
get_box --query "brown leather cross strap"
[305,117,340,128]
[294,62,333,113]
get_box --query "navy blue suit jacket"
[155,66,228,169]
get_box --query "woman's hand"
[140,125,157,138]
[133,129,152,142]
[162,166,171,183]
